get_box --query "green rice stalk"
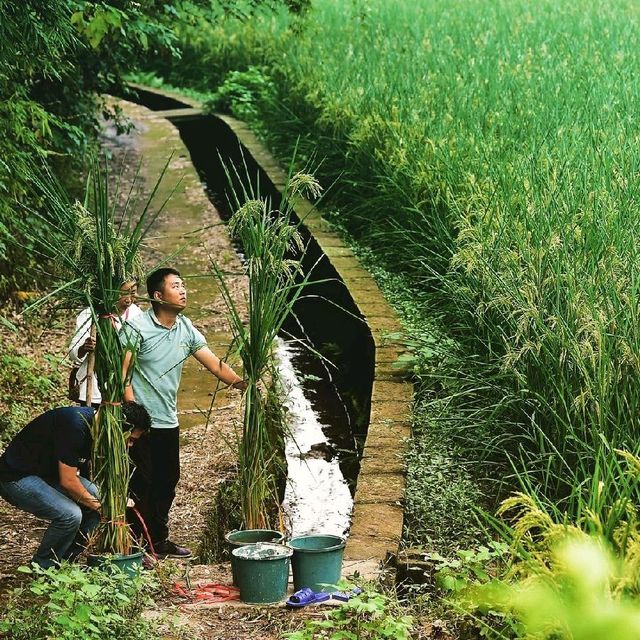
[212,170,322,529]
[25,156,173,555]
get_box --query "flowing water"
[117,87,370,538]
[277,338,353,537]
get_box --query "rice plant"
[212,167,322,529]
[25,157,171,555]
[471,535,640,639]
[148,0,640,523]
[465,448,640,637]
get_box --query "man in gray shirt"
[122,267,245,558]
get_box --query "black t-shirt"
[0,407,94,483]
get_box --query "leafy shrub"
[0,0,183,301]
[284,586,414,640]
[425,542,510,596]
[0,563,158,640]
[205,66,276,126]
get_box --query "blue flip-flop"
[286,587,331,607]
[332,586,363,602]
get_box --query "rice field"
[149,0,640,517]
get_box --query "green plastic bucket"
[232,543,292,604]
[226,529,285,586]
[86,550,143,577]
[289,534,346,592]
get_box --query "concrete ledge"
[348,503,404,540]
[355,473,405,503]
[154,107,204,120]
[359,450,405,475]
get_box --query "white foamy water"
[277,338,353,538]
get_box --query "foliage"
[0,353,57,400]
[23,157,171,554]
[284,586,414,640]
[425,542,510,596]
[140,0,640,543]
[0,562,157,640]
[500,442,640,563]
[0,0,174,297]
[340,260,494,552]
[0,0,298,300]
[454,450,640,637]
[473,536,640,640]
[404,399,488,551]
[212,165,322,528]
[204,66,276,127]
[496,450,640,570]
[0,0,78,297]
[0,357,62,444]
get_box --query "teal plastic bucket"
[232,543,292,604]
[289,535,346,592]
[226,529,285,586]
[86,550,143,577]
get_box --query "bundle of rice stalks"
[26,156,172,554]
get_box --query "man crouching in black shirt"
[0,402,150,568]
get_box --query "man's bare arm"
[58,462,101,511]
[193,347,246,390]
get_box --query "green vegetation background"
[5,0,640,590]
[6,1,640,634]
[136,0,640,549]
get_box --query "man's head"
[146,268,186,313]
[121,401,151,447]
[116,279,139,314]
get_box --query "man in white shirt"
[68,280,143,406]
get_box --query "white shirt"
[68,304,143,404]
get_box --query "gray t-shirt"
[121,309,207,428]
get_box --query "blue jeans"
[0,475,99,568]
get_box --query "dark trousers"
[128,426,180,546]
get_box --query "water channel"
[122,87,375,536]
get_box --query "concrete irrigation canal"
[114,85,413,581]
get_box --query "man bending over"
[0,402,151,568]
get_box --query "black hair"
[146,268,181,301]
[122,401,151,433]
